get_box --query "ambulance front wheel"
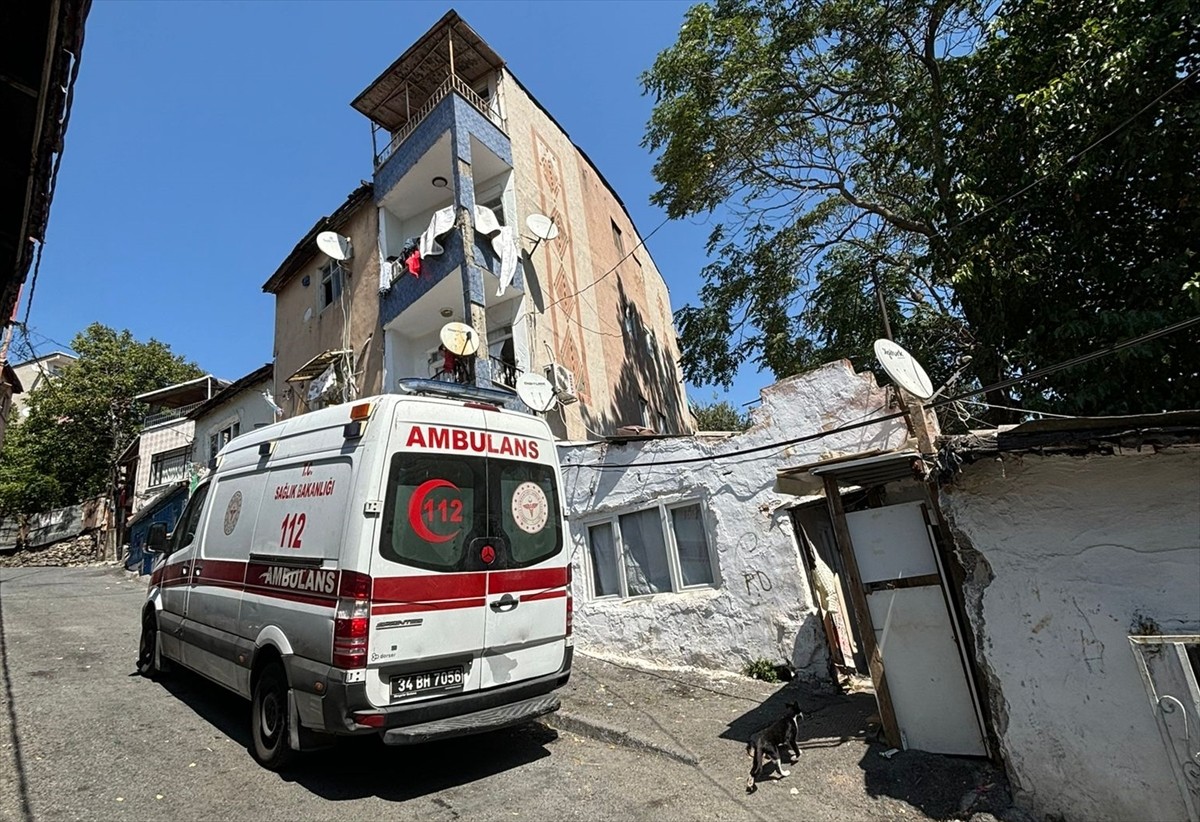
[136,609,169,678]
[251,660,297,770]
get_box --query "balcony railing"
[375,75,506,167]
[490,357,521,391]
[143,401,204,428]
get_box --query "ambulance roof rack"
[393,378,521,410]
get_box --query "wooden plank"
[823,475,902,749]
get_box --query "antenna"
[524,213,559,254]
[316,231,353,261]
[873,339,934,399]
[439,322,479,357]
[515,372,558,413]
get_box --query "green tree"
[0,324,202,514]
[643,0,1198,416]
[691,397,752,431]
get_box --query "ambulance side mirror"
[146,522,169,556]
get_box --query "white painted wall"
[192,379,276,467]
[940,450,1200,822]
[558,360,907,676]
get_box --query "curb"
[543,710,700,766]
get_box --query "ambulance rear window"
[380,453,562,572]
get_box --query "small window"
[585,501,716,599]
[209,421,240,463]
[611,220,624,254]
[319,261,344,311]
[150,446,191,487]
[479,195,505,226]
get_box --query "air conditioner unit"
[545,363,578,404]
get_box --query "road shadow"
[723,681,1009,816]
[145,666,557,802]
[857,744,1010,820]
[720,680,869,749]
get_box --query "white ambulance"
[136,380,573,769]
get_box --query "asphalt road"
[0,566,777,822]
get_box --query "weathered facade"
[558,361,908,674]
[9,350,75,419]
[188,363,275,469]
[264,11,689,440]
[128,376,225,513]
[939,416,1200,822]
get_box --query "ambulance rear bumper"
[292,646,573,737]
[380,693,560,745]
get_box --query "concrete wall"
[939,450,1200,822]
[0,495,108,552]
[502,71,690,440]
[271,202,383,417]
[558,360,906,674]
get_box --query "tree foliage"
[691,397,752,431]
[644,0,1199,416]
[0,324,203,515]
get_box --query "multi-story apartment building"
[263,11,689,440]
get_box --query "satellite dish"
[516,373,557,413]
[525,213,560,242]
[439,322,479,357]
[874,339,934,400]
[316,231,353,261]
[525,211,561,249]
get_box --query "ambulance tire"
[137,609,169,678]
[251,661,297,771]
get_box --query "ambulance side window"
[171,483,210,555]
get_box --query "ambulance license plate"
[390,666,465,699]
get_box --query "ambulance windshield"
[379,453,562,572]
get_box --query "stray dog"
[745,701,804,792]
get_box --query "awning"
[777,450,921,494]
[286,350,350,384]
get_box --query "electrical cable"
[563,314,1200,471]
[542,217,669,313]
[20,43,85,333]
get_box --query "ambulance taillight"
[333,571,371,669]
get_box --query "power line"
[564,314,1200,471]
[948,65,1200,232]
[20,43,85,333]
[542,217,669,313]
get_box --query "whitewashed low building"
[939,414,1200,822]
[557,360,908,676]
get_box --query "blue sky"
[26,0,765,410]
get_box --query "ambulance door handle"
[490,594,519,613]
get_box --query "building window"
[149,446,191,487]
[585,501,717,599]
[479,195,505,226]
[319,261,344,311]
[639,396,651,428]
[611,219,624,254]
[209,421,240,463]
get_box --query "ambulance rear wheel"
[251,661,296,770]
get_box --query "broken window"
[319,261,344,312]
[585,501,717,599]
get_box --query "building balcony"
[375,75,504,168]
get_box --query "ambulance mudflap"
[362,408,569,710]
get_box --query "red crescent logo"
[407,479,461,544]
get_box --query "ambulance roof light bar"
[393,378,519,410]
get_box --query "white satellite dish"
[316,231,353,261]
[516,373,557,413]
[439,322,479,357]
[874,339,934,400]
[525,213,560,247]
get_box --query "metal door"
[846,500,986,755]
